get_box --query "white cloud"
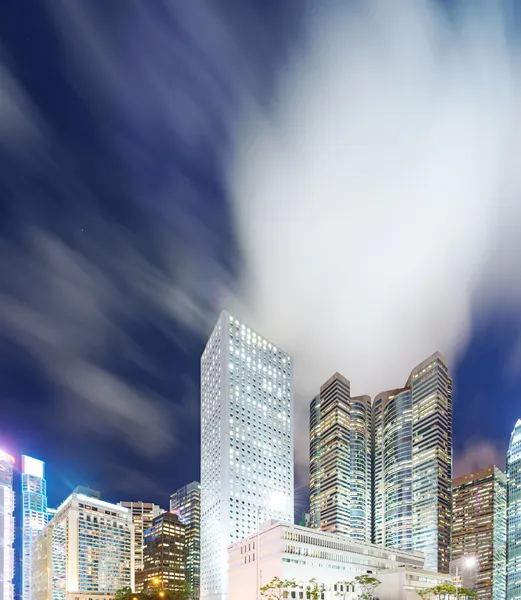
[228,0,521,473]
[454,439,506,477]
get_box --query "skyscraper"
[372,352,452,573]
[139,512,186,594]
[21,456,48,600]
[507,418,521,600]
[410,353,452,573]
[170,482,200,599]
[0,450,15,600]
[32,487,134,600]
[118,502,163,591]
[309,374,371,540]
[200,311,294,600]
[452,466,507,600]
[372,388,413,551]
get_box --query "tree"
[416,589,433,600]
[335,580,354,600]
[260,577,298,600]
[353,575,381,600]
[458,589,477,600]
[114,589,134,600]
[307,578,323,600]
[113,588,188,600]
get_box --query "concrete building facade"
[228,521,451,600]
[200,311,294,600]
[32,488,134,600]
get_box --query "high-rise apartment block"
[372,353,452,573]
[170,482,200,598]
[32,487,134,600]
[0,450,15,600]
[139,512,186,594]
[309,374,371,540]
[452,466,507,600]
[21,456,48,600]
[118,501,163,591]
[200,311,294,600]
[507,418,521,600]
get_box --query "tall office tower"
[372,352,452,573]
[21,456,48,600]
[170,482,200,599]
[410,353,452,573]
[452,466,507,600]
[372,388,413,551]
[309,374,371,540]
[139,512,186,594]
[31,487,134,600]
[507,419,521,600]
[0,451,15,600]
[118,501,163,591]
[200,311,294,600]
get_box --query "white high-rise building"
[200,311,294,600]
[0,450,15,600]
[32,487,134,600]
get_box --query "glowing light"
[22,455,44,478]
[464,556,477,568]
[0,450,15,464]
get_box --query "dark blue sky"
[1,0,520,519]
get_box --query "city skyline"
[1,0,521,530]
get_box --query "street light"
[256,491,288,600]
[455,556,477,595]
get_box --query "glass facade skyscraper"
[170,482,200,599]
[0,450,15,600]
[507,418,521,600]
[22,456,48,600]
[309,374,371,541]
[410,353,452,573]
[31,487,134,600]
[372,352,452,573]
[373,388,413,551]
[200,311,294,600]
[452,466,507,600]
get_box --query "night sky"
[1,0,521,524]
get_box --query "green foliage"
[307,578,323,600]
[260,577,298,600]
[418,584,477,600]
[113,588,188,600]
[458,589,477,599]
[353,575,381,600]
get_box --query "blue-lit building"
[507,418,521,600]
[21,456,48,600]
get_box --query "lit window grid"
[200,311,294,600]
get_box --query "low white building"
[377,566,453,600]
[228,521,452,600]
